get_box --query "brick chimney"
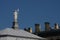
[45,22,50,31]
[28,27,32,33]
[54,23,59,30]
[35,24,40,33]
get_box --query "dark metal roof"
[38,29,60,37]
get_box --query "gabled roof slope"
[0,28,45,39]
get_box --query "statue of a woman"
[14,9,19,22]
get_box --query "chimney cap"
[28,27,32,29]
[45,22,50,24]
[35,24,40,26]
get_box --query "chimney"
[28,27,32,33]
[35,24,40,33]
[54,23,59,30]
[12,9,19,29]
[24,28,28,31]
[45,22,50,31]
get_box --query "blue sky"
[0,0,60,32]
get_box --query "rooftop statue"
[13,9,19,22]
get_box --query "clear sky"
[0,0,60,32]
